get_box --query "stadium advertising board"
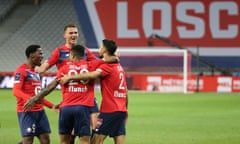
[74,0,240,56]
[1,75,240,92]
[129,74,240,92]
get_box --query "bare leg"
[22,136,34,144]
[70,129,75,144]
[91,134,106,144]
[69,135,75,144]
[38,133,50,144]
[90,112,99,129]
[60,134,71,144]
[113,135,126,144]
[79,136,90,144]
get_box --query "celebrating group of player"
[12,24,128,144]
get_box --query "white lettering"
[177,2,205,38]
[41,76,61,89]
[187,79,204,90]
[117,2,139,38]
[233,80,240,89]
[162,79,183,86]
[68,86,88,92]
[147,76,161,91]
[0,76,14,88]
[143,2,171,37]
[159,86,183,92]
[35,86,41,95]
[210,2,238,38]
[114,90,126,98]
[159,78,184,92]
[115,1,239,40]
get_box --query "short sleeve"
[47,48,60,66]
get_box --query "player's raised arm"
[59,70,101,85]
[24,79,59,111]
[35,62,51,73]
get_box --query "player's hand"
[34,66,40,73]
[59,75,70,85]
[53,104,60,113]
[24,97,38,111]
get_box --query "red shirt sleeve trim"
[42,99,54,109]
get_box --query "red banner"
[93,0,240,47]
[127,73,240,92]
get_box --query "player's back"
[57,60,96,107]
[98,63,128,112]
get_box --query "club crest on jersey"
[95,118,103,132]
[14,73,21,81]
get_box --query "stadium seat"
[0,0,85,72]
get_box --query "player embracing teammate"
[16,23,128,144]
[24,40,128,144]
[59,39,128,144]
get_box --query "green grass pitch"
[1,89,240,144]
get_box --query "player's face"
[98,44,105,57]
[64,27,78,46]
[32,48,43,66]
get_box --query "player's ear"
[29,52,37,59]
[102,47,108,54]
[99,46,105,53]
[29,53,34,58]
[63,31,67,39]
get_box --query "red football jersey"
[97,63,128,113]
[13,64,53,112]
[56,59,103,107]
[47,45,97,70]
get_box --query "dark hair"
[25,45,41,58]
[64,24,77,32]
[102,39,117,55]
[71,44,85,58]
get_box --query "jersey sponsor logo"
[68,85,88,92]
